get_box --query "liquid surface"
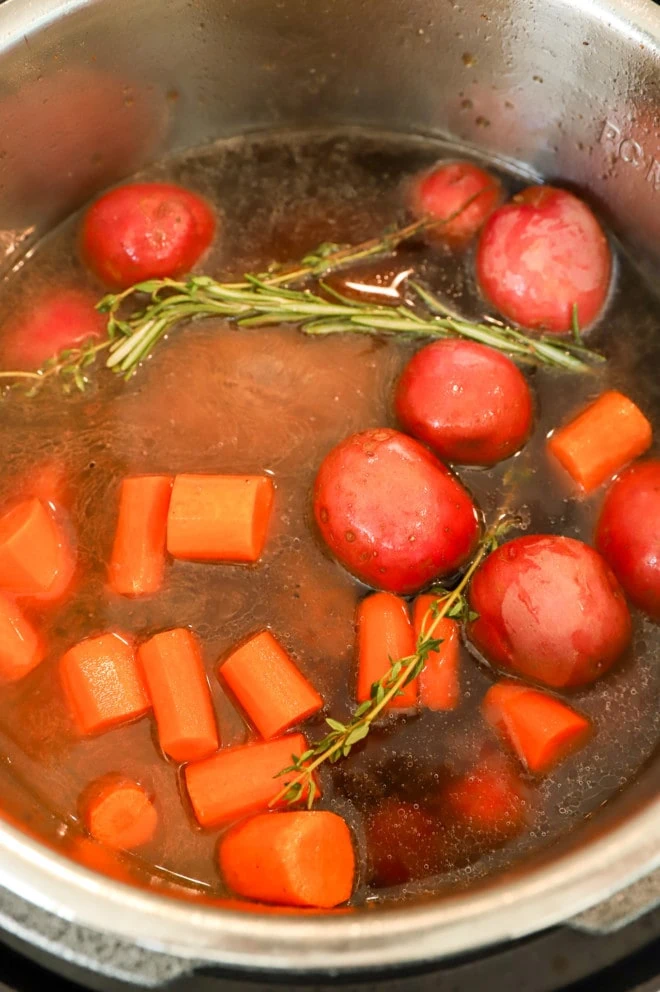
[0,130,658,906]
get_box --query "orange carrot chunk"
[0,592,44,682]
[167,474,274,562]
[60,632,150,736]
[0,497,74,599]
[220,631,323,740]
[219,811,355,909]
[413,594,460,711]
[109,475,173,596]
[82,775,157,850]
[138,627,219,763]
[356,592,417,709]
[548,390,652,493]
[185,733,315,828]
[483,682,591,774]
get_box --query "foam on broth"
[0,130,658,905]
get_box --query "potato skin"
[476,186,611,333]
[395,339,533,466]
[80,182,215,289]
[411,160,501,244]
[468,534,631,688]
[313,428,480,594]
[596,460,660,620]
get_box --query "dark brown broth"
[0,130,658,906]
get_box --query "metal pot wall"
[0,0,659,984]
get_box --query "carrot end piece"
[219,811,355,908]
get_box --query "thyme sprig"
[0,339,112,396]
[270,511,514,810]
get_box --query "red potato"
[80,182,216,289]
[395,340,533,466]
[444,751,529,842]
[411,160,501,244]
[596,460,660,619]
[1,289,105,370]
[476,186,611,333]
[469,534,631,688]
[366,798,446,887]
[313,428,480,594]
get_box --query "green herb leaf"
[344,724,370,748]
[326,717,347,733]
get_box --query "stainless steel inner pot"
[0,0,659,982]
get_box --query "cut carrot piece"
[137,627,219,762]
[109,475,173,596]
[483,682,591,774]
[219,811,355,909]
[167,474,274,562]
[548,390,652,493]
[413,595,460,711]
[60,632,150,736]
[0,592,44,682]
[356,592,417,709]
[185,733,315,828]
[220,630,323,740]
[0,497,74,599]
[82,775,157,850]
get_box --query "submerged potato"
[410,160,501,244]
[468,534,631,688]
[313,428,480,594]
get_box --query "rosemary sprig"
[0,194,605,394]
[270,512,513,810]
[102,276,601,378]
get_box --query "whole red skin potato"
[395,340,533,466]
[366,799,446,887]
[468,534,631,688]
[476,186,611,333]
[444,751,530,843]
[313,428,480,594]
[411,160,501,244]
[595,460,660,620]
[1,289,105,370]
[80,182,215,289]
